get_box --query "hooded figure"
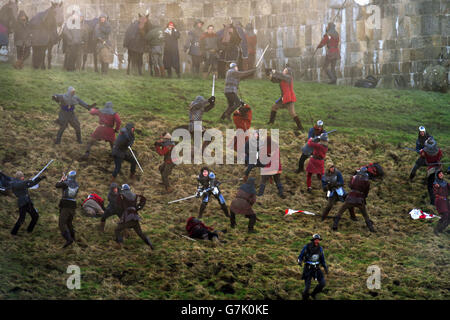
[332,168,375,232]
[230,177,257,233]
[52,87,95,145]
[433,170,449,234]
[115,184,153,248]
[112,123,137,180]
[99,182,122,232]
[188,95,216,132]
[14,10,31,69]
[83,102,121,160]
[420,137,443,205]
[317,22,340,84]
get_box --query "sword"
[256,44,269,68]
[30,159,54,190]
[212,74,215,97]
[128,146,144,173]
[325,129,337,135]
[168,194,197,204]
[404,147,418,153]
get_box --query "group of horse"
[0,0,63,69]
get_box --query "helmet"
[208,172,216,179]
[358,167,368,175]
[419,126,426,132]
[317,120,324,127]
[312,234,322,241]
[68,171,76,178]
[230,62,237,69]
[121,184,130,191]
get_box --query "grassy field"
[0,64,449,300]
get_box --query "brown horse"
[29,1,64,69]
[123,13,150,75]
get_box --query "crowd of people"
[1,2,448,300]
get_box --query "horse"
[0,0,18,61]
[29,1,64,69]
[123,13,150,75]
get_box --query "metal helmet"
[230,62,237,69]
[68,171,76,178]
[312,234,322,241]
[121,184,131,191]
[419,126,426,132]
[208,172,216,179]
[317,120,324,127]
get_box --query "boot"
[295,154,308,173]
[62,231,74,248]
[198,202,207,219]
[258,184,266,197]
[99,221,105,233]
[267,111,277,125]
[311,286,323,300]
[221,203,230,218]
[230,212,236,228]
[366,219,376,232]
[277,183,286,199]
[248,215,256,233]
[409,165,418,181]
[144,236,154,250]
[293,116,304,131]
[332,217,340,231]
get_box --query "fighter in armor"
[320,162,357,221]
[55,170,79,248]
[409,126,433,180]
[305,133,329,192]
[10,171,46,236]
[317,22,340,85]
[99,182,121,232]
[295,120,326,173]
[155,132,177,193]
[52,86,96,145]
[230,177,258,233]
[332,167,375,232]
[82,102,121,160]
[298,234,328,300]
[266,67,304,131]
[220,63,255,121]
[433,170,449,234]
[188,96,216,133]
[196,167,229,219]
[420,137,443,205]
[114,184,153,249]
[111,123,137,181]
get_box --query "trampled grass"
[0,64,449,300]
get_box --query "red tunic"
[82,193,104,207]
[260,138,282,175]
[420,149,442,170]
[232,104,252,131]
[318,34,340,60]
[280,77,296,104]
[90,108,122,143]
[306,138,328,175]
[155,143,176,164]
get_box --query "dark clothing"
[101,185,122,222]
[200,32,218,73]
[94,21,111,51]
[222,92,242,120]
[346,174,370,205]
[56,178,79,205]
[159,162,175,188]
[298,242,328,298]
[14,11,31,47]
[163,28,180,77]
[230,189,256,216]
[113,154,136,178]
[11,202,39,235]
[197,170,228,218]
[416,133,432,153]
[321,196,356,220]
[186,217,218,240]
[115,220,150,245]
[185,26,203,57]
[59,207,76,239]
[224,68,255,94]
[62,26,82,71]
[112,125,135,159]
[189,96,215,132]
[11,178,42,208]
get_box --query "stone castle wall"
[7,0,450,87]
